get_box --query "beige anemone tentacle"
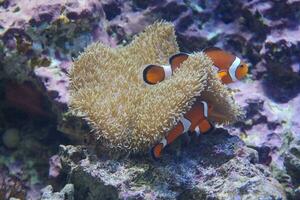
[69,21,243,153]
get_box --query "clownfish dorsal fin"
[203,47,236,70]
[142,64,172,85]
[169,52,189,71]
[203,46,223,53]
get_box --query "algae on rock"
[58,129,286,200]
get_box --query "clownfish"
[142,47,248,85]
[151,101,214,160]
[203,47,248,84]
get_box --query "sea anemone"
[69,21,242,153]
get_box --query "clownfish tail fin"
[151,143,164,160]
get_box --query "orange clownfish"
[142,47,248,85]
[151,101,214,160]
[203,47,248,84]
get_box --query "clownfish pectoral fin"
[169,52,189,70]
[217,71,233,84]
[143,64,172,85]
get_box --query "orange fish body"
[144,48,248,159]
[143,47,248,85]
[203,47,248,84]
[152,101,213,159]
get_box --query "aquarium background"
[0,0,299,199]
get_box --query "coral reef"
[0,166,26,200]
[284,142,300,185]
[0,122,68,199]
[41,184,74,200]
[227,78,300,197]
[59,129,286,200]
[69,22,241,153]
[0,0,300,199]
[0,1,108,197]
[0,0,108,115]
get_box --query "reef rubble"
[41,184,74,200]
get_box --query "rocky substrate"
[41,184,74,200]
[1,0,300,199]
[54,129,286,200]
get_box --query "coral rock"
[41,184,74,200]
[284,142,300,185]
[58,129,286,200]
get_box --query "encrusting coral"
[69,21,242,153]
